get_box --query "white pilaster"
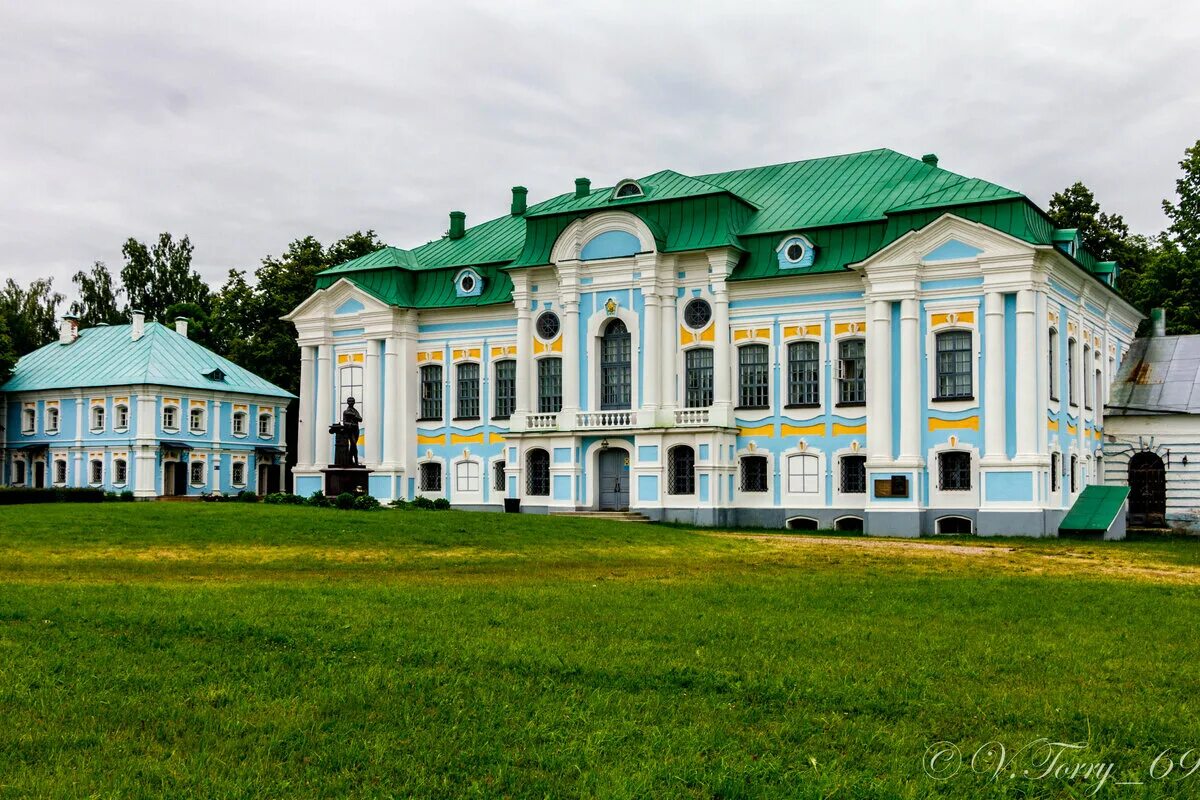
[898,298,921,462]
[1015,289,1037,459]
[867,299,893,464]
[363,341,380,465]
[513,284,532,429]
[562,298,581,415]
[297,345,315,468]
[660,290,678,413]
[982,291,1007,463]
[315,343,333,466]
[641,291,661,410]
[382,336,400,468]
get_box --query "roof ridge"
[694,147,896,180]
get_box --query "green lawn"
[1,505,1199,798]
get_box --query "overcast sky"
[2,1,1198,299]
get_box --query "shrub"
[411,495,435,510]
[335,492,356,510]
[265,492,304,505]
[305,491,332,508]
[237,490,259,503]
[202,493,226,503]
[0,488,106,505]
[120,491,136,502]
[432,498,451,511]
[389,498,410,510]
[353,494,381,511]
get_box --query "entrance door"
[33,462,45,489]
[598,449,630,511]
[1128,452,1166,526]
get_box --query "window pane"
[739,456,768,493]
[787,454,819,494]
[493,360,516,418]
[420,365,443,419]
[738,344,770,408]
[538,359,562,414]
[668,446,695,495]
[838,339,865,404]
[457,363,480,419]
[935,331,973,399]
[938,451,972,490]
[600,319,632,410]
[840,455,866,493]
[685,348,714,408]
[787,341,820,405]
[526,450,550,495]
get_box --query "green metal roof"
[0,323,294,398]
[1059,485,1131,534]
[310,148,1121,308]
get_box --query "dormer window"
[612,179,644,199]
[777,235,816,268]
[203,368,226,382]
[454,268,484,298]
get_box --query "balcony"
[575,411,634,429]
[674,408,710,426]
[526,413,558,430]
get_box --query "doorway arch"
[1127,451,1166,526]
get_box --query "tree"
[0,278,64,355]
[1046,181,1152,298]
[1163,139,1200,256]
[0,312,16,383]
[120,233,210,321]
[70,261,124,327]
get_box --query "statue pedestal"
[321,467,373,497]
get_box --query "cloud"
[1,0,1197,299]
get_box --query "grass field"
[2,505,1199,798]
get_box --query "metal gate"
[1127,451,1166,526]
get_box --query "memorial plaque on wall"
[874,475,910,498]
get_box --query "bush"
[353,494,381,511]
[202,493,226,503]
[304,491,332,508]
[334,492,356,510]
[237,490,259,503]
[433,498,451,511]
[264,492,304,505]
[0,488,105,505]
[120,491,136,502]
[411,495,435,510]
[389,498,410,510]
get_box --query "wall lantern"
[599,438,610,451]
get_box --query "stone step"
[549,510,652,523]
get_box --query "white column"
[660,291,678,413]
[1015,289,1037,459]
[297,346,315,468]
[382,336,400,467]
[514,292,532,426]
[363,341,380,465]
[315,343,333,466]
[867,300,893,463]
[134,393,158,497]
[561,297,581,415]
[898,298,921,461]
[399,314,420,487]
[641,291,661,410]
[983,291,1006,462]
[712,282,732,417]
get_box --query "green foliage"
[1,504,1199,796]
[304,491,332,508]
[0,277,63,356]
[0,487,105,504]
[120,233,210,322]
[352,494,381,511]
[411,495,436,510]
[236,490,259,503]
[0,311,16,384]
[70,261,125,327]
[334,492,356,510]
[1163,139,1200,255]
[432,497,451,510]
[264,492,304,505]
[389,498,410,510]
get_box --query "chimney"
[59,314,79,345]
[510,186,528,216]
[1151,307,1166,337]
[448,210,466,240]
[575,177,591,198]
[175,317,189,338]
[921,153,939,167]
[131,309,145,341]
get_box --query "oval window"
[683,298,712,329]
[785,242,805,262]
[459,274,476,293]
[536,311,561,340]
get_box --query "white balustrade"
[674,408,710,426]
[526,413,558,430]
[575,411,634,429]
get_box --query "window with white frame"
[45,406,59,433]
[1094,352,1103,412]
[455,460,481,493]
[739,455,769,493]
[231,461,246,486]
[420,365,443,420]
[737,344,770,408]
[667,446,695,495]
[189,406,206,433]
[1067,337,1078,406]
[1083,344,1093,409]
[1070,454,1078,493]
[113,459,127,485]
[837,339,866,405]
[456,363,481,419]
[338,363,364,413]
[537,358,562,414]
[163,405,179,432]
[840,455,867,494]
[21,408,35,434]
[258,412,273,438]
[934,330,973,400]
[419,462,442,493]
[90,405,105,432]
[525,449,550,496]
[1051,451,1061,492]
[189,460,206,485]
[13,459,26,485]
[89,459,103,485]
[232,411,248,436]
[493,360,516,419]
[685,348,714,408]
[114,404,129,431]
[938,451,972,491]
[493,460,506,493]
[1048,327,1059,401]
[53,459,67,485]
[786,453,820,494]
[787,341,820,406]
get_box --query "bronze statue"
[328,397,363,467]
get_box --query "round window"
[536,311,561,340]
[683,298,712,329]
[785,241,805,262]
[459,273,476,293]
